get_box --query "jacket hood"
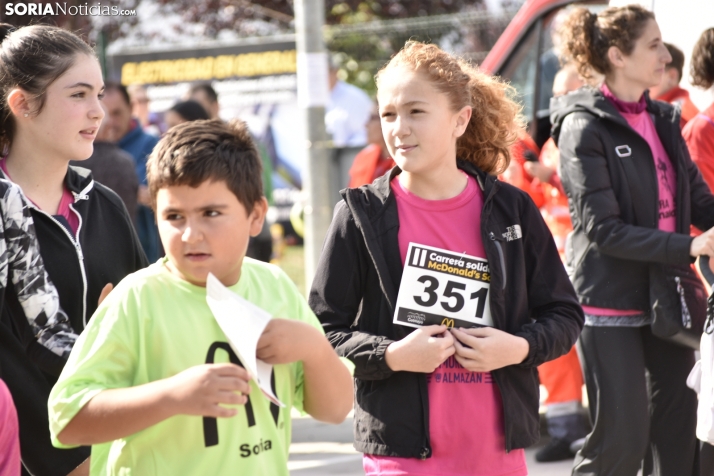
[549,86,676,144]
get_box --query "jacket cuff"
[374,338,396,377]
[514,332,539,368]
[667,233,695,265]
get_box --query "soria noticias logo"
[5,3,137,16]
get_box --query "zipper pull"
[75,243,84,260]
[71,191,89,201]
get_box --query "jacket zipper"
[70,190,88,327]
[488,230,512,451]
[33,206,88,327]
[30,182,91,329]
[489,232,507,290]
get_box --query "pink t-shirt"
[363,174,527,476]
[0,379,20,476]
[582,86,678,317]
[0,159,79,236]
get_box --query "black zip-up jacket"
[551,87,714,311]
[309,162,583,457]
[0,166,148,476]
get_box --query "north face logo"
[502,224,522,242]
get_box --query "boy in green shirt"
[48,120,353,475]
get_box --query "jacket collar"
[0,165,94,202]
[549,86,677,143]
[347,160,498,214]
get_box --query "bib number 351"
[414,276,488,319]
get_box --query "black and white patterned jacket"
[0,179,76,357]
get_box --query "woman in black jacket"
[310,41,583,475]
[552,6,714,475]
[0,25,147,475]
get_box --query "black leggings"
[703,442,714,476]
[572,325,698,476]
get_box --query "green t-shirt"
[49,258,320,476]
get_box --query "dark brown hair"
[147,119,263,214]
[664,43,684,82]
[104,81,131,107]
[0,24,96,152]
[690,28,714,90]
[375,41,523,175]
[561,5,655,80]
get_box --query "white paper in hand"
[206,273,285,407]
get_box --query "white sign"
[393,243,493,329]
[206,273,285,407]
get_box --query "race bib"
[393,243,493,329]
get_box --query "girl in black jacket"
[552,6,714,475]
[0,25,147,475]
[310,41,583,475]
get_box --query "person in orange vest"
[523,63,590,463]
[649,42,700,128]
[348,102,396,188]
[500,128,544,207]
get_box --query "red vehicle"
[481,0,714,149]
[480,0,608,148]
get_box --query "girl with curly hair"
[309,40,583,475]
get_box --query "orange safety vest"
[538,138,572,260]
[500,132,545,208]
[348,144,396,188]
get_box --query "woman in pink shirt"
[551,6,714,475]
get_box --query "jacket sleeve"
[309,201,395,381]
[1,183,78,361]
[558,113,693,266]
[514,194,584,367]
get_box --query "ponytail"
[0,24,95,153]
[376,41,523,175]
[457,70,522,175]
[561,5,655,80]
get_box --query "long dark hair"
[0,24,95,152]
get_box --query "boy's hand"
[257,319,324,365]
[166,363,251,418]
[450,327,529,372]
[385,325,455,373]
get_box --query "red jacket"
[348,144,395,188]
[500,132,544,207]
[654,86,700,128]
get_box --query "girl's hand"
[385,325,455,373]
[690,227,714,257]
[450,327,529,372]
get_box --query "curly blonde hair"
[375,41,523,175]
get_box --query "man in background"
[186,83,221,120]
[71,103,139,224]
[649,42,699,127]
[103,82,161,262]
